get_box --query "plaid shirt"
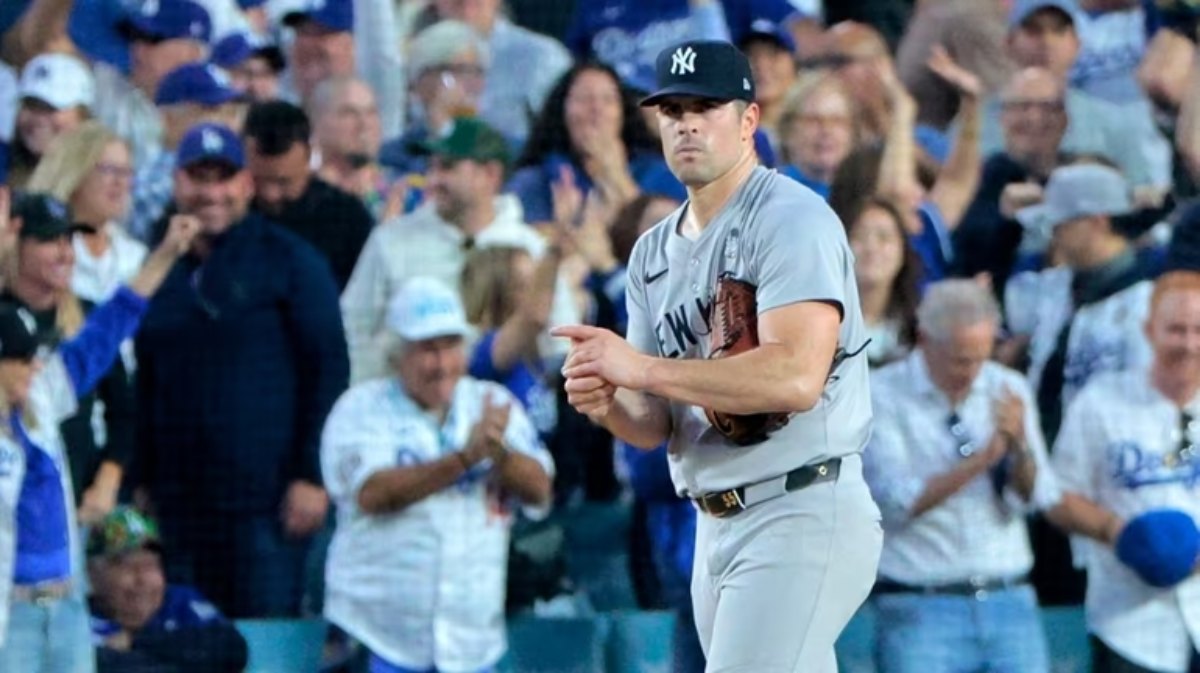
[126,150,175,245]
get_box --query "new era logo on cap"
[640,40,756,107]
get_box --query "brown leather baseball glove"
[704,273,791,446]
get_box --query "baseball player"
[556,40,882,672]
[1047,270,1200,673]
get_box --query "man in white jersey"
[321,276,553,673]
[1048,270,1200,673]
[555,40,882,673]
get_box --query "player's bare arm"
[558,299,840,416]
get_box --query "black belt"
[693,457,842,519]
[872,574,1029,597]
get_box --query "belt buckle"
[709,489,745,518]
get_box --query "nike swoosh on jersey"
[644,268,668,284]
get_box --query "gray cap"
[1009,0,1080,30]
[1017,164,1131,236]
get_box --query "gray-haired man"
[865,279,1060,673]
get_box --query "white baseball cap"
[386,277,471,342]
[1016,163,1131,235]
[19,53,95,110]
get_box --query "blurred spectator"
[0,191,194,673]
[281,0,406,140]
[510,63,680,228]
[134,123,348,618]
[565,0,806,91]
[210,31,286,103]
[381,20,490,178]
[978,0,1169,191]
[1005,163,1157,607]
[281,0,356,105]
[462,244,561,442]
[236,0,269,35]
[865,279,1059,673]
[3,191,135,526]
[129,62,244,245]
[1048,270,1200,673]
[835,196,921,367]
[895,0,1013,131]
[310,76,396,221]
[738,19,799,150]
[343,117,580,385]
[954,67,1071,295]
[427,0,573,148]
[93,0,212,171]
[823,0,914,50]
[88,506,249,673]
[1070,0,1152,104]
[0,0,74,67]
[828,47,982,283]
[26,123,145,308]
[1005,163,1156,442]
[242,101,373,290]
[321,276,552,673]
[8,53,95,191]
[777,73,861,198]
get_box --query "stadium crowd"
[0,0,1197,671]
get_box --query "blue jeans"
[0,593,94,673]
[368,652,494,673]
[873,584,1049,673]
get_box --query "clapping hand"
[464,393,512,467]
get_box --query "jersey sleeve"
[1051,384,1104,499]
[751,190,852,318]
[319,387,401,508]
[1002,373,1062,513]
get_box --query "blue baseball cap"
[211,32,286,72]
[283,0,354,33]
[176,123,245,172]
[1009,0,1080,30]
[1115,509,1200,588]
[119,0,211,43]
[155,62,242,106]
[68,0,134,72]
[738,19,797,55]
[237,0,266,8]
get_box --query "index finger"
[550,324,604,341]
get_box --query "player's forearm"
[357,455,468,514]
[494,451,553,507]
[640,343,825,415]
[1047,492,1124,546]
[1007,443,1037,502]
[599,388,672,450]
[930,96,982,229]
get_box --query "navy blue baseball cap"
[155,62,242,106]
[118,0,211,43]
[283,0,354,33]
[640,40,756,107]
[237,0,267,8]
[211,32,286,72]
[1115,509,1200,588]
[176,123,245,172]
[738,19,797,55]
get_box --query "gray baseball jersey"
[625,166,872,496]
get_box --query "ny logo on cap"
[16,308,36,337]
[671,46,697,76]
[201,129,224,153]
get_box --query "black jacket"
[134,213,349,515]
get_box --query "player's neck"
[684,152,757,231]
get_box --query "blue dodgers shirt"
[14,286,149,584]
[468,331,558,441]
[92,585,225,641]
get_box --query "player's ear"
[741,102,760,141]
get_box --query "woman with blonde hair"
[460,242,562,443]
[27,121,147,305]
[777,72,862,199]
